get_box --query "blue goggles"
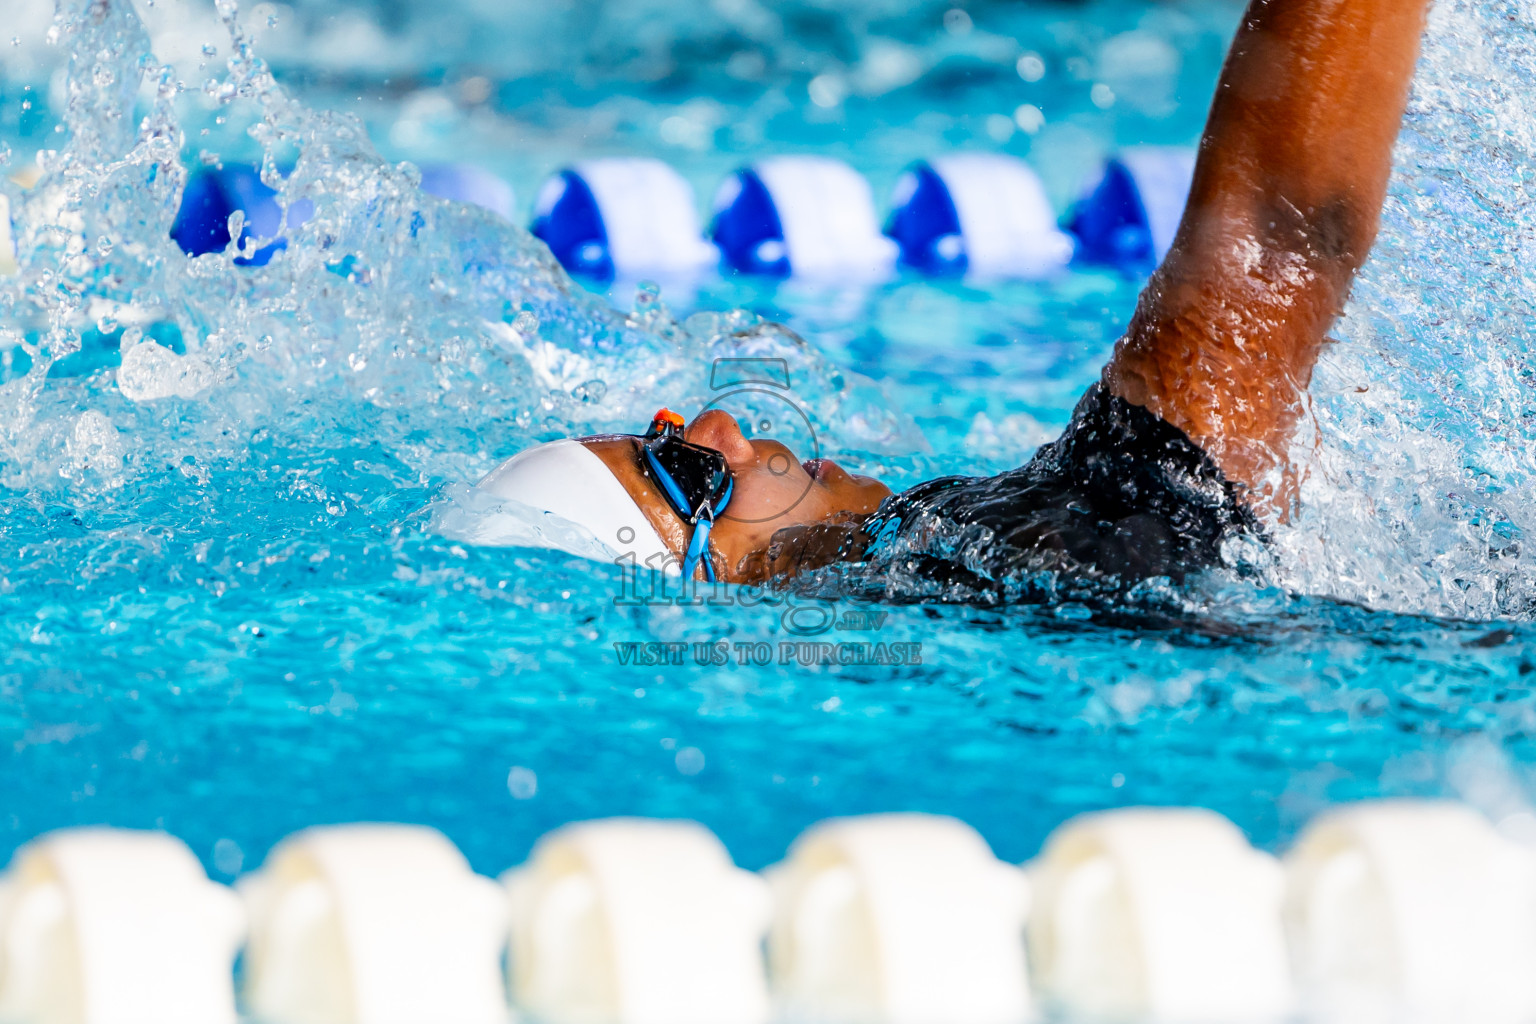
[639,409,734,582]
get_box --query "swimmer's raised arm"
[1103,0,1432,495]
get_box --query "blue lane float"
[885,153,1075,280]
[530,158,717,285]
[1067,146,1196,273]
[169,164,308,266]
[170,163,516,265]
[712,156,897,282]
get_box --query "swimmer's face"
[583,409,891,584]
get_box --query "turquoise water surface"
[5,0,1536,879]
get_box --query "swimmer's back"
[846,387,1262,601]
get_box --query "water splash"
[12,0,1536,626]
[1276,0,1536,620]
[0,0,915,516]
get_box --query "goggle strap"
[684,517,715,582]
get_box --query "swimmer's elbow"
[1259,191,1380,274]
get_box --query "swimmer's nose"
[685,410,756,465]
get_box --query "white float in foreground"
[0,828,244,1024]
[1285,800,1536,1024]
[0,194,15,277]
[504,818,771,1024]
[766,813,1032,1024]
[239,824,508,1024]
[1027,807,1292,1023]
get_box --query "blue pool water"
[5,0,1536,881]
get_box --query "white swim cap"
[456,439,677,573]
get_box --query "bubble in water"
[212,838,244,876]
[675,747,705,775]
[117,342,218,403]
[506,766,538,799]
[571,379,607,403]
[65,411,124,481]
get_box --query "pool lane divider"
[239,824,508,1024]
[164,149,1194,288]
[0,828,244,1024]
[767,815,1032,1024]
[506,819,770,1024]
[711,157,898,283]
[884,154,1075,280]
[1027,807,1292,1021]
[11,799,1519,1024]
[167,162,517,267]
[530,158,719,288]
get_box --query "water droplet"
[634,280,660,310]
[201,44,217,57]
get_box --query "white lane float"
[239,824,508,1024]
[1027,807,1292,1023]
[765,813,1032,1024]
[0,828,244,1024]
[504,818,771,1024]
[712,156,898,281]
[1284,800,1536,1024]
[418,163,517,222]
[885,154,1074,279]
[530,157,718,284]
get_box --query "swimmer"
[476,0,1432,597]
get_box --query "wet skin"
[583,0,1433,580]
[1103,0,1432,502]
[582,408,891,584]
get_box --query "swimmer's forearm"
[1192,0,1429,271]
[1105,0,1432,494]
